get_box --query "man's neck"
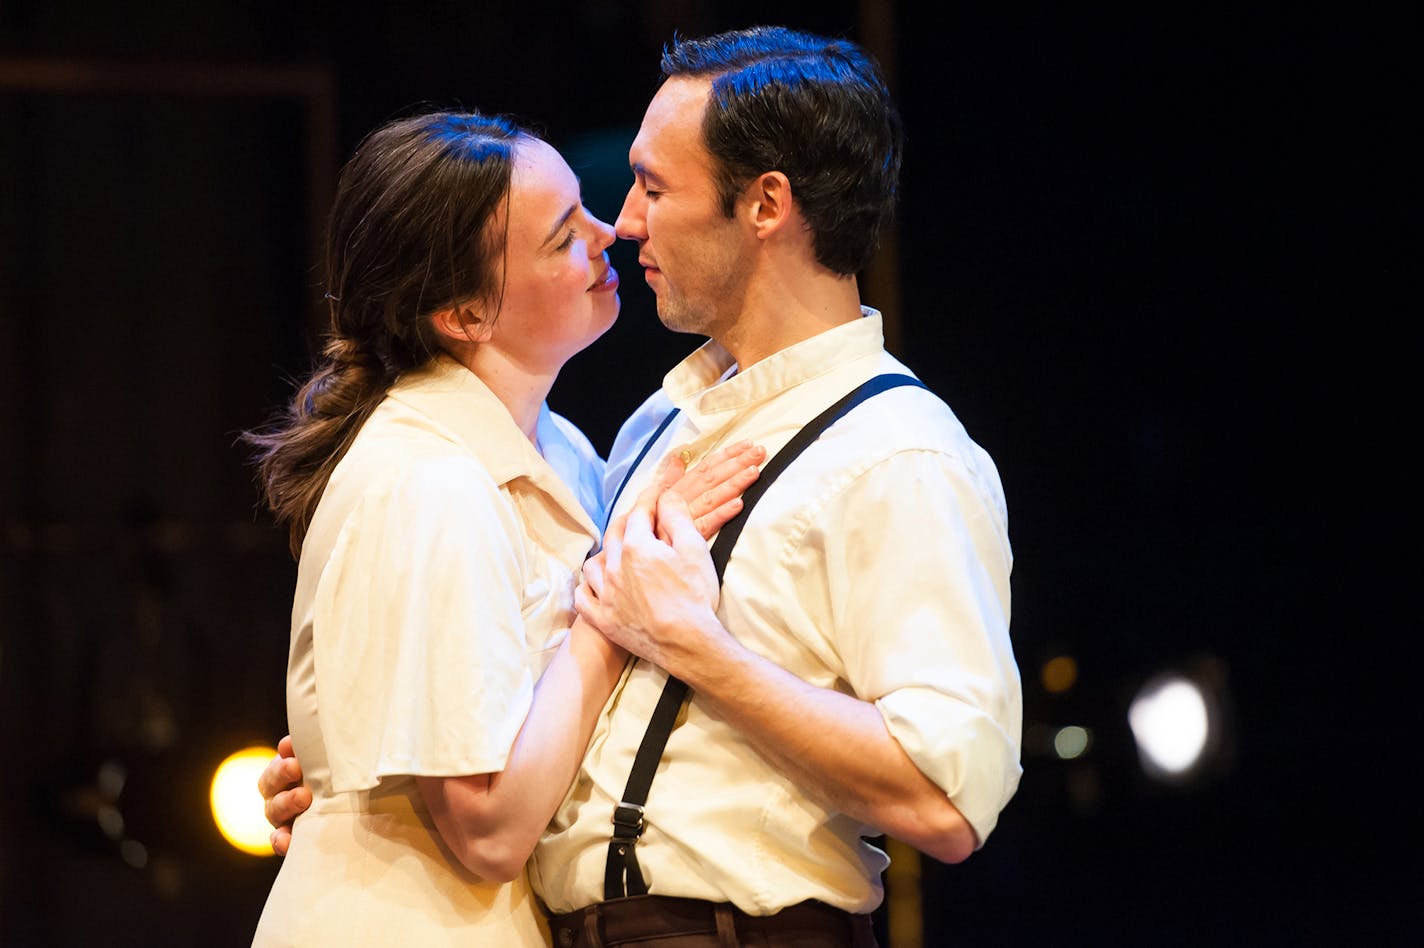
[718,271,864,369]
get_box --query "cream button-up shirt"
[529,311,1022,916]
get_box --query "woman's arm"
[416,617,624,881]
[261,442,765,873]
[414,443,764,880]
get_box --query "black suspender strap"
[602,373,928,900]
[602,673,689,898]
[707,372,927,579]
[603,407,682,532]
[600,403,684,898]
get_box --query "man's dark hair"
[661,26,903,275]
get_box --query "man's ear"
[429,302,492,346]
[745,171,794,240]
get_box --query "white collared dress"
[253,356,603,947]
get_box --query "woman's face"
[484,137,620,373]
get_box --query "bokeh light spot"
[1128,675,1211,777]
[1054,725,1091,759]
[1041,655,1078,693]
[210,746,278,857]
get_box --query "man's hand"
[578,486,731,677]
[257,735,311,856]
[584,489,981,865]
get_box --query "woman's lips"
[589,266,619,293]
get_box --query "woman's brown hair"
[244,110,528,556]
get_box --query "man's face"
[616,77,751,338]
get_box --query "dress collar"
[386,355,598,540]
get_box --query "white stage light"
[1128,673,1216,781]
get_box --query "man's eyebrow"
[541,203,578,247]
[632,162,666,187]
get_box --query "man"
[264,26,1021,947]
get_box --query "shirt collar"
[663,307,886,423]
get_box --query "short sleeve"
[313,455,535,793]
[810,448,1022,845]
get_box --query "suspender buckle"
[611,801,645,841]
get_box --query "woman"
[245,111,760,945]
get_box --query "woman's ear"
[429,303,492,346]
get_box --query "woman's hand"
[615,440,765,544]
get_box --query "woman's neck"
[455,346,558,445]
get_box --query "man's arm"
[661,608,979,863]
[577,486,1001,864]
[259,736,308,856]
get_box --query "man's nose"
[614,187,645,242]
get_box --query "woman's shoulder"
[308,416,507,557]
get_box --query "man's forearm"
[672,612,978,865]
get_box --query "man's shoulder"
[834,374,976,457]
[811,374,1008,524]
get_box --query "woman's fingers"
[661,442,765,537]
[692,497,745,539]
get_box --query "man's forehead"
[649,75,713,116]
[630,76,712,160]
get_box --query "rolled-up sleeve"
[820,448,1022,845]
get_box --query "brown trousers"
[546,895,879,948]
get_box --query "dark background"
[1,1,1410,945]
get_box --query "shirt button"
[557,926,576,948]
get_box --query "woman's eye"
[556,228,577,251]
